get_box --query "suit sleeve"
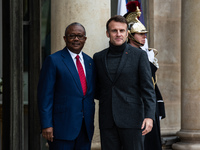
[139,51,156,121]
[37,55,56,129]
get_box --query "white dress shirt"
[67,49,86,76]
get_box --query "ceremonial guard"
[124,1,166,150]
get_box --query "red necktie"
[76,55,87,96]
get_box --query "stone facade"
[51,0,200,149]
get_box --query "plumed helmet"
[125,1,148,34]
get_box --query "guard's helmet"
[124,1,148,46]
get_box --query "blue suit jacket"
[37,47,95,141]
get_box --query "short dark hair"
[65,22,86,36]
[106,15,128,31]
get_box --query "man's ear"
[126,30,129,38]
[63,36,66,42]
[106,31,110,38]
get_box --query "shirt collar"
[67,48,83,61]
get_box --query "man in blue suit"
[38,22,95,150]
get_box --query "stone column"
[153,0,181,137]
[172,1,200,149]
[51,0,111,148]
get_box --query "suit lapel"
[61,48,83,95]
[101,48,113,82]
[113,44,130,83]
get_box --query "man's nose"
[116,30,121,36]
[74,36,79,40]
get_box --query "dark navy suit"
[38,47,95,149]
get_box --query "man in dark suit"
[93,15,156,150]
[38,22,95,150]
